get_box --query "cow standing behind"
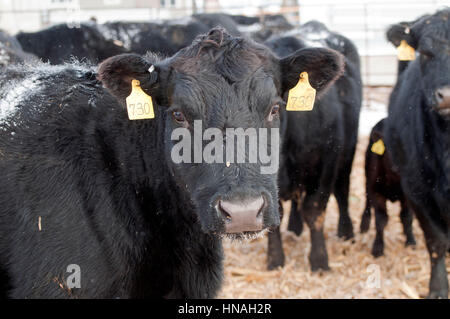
[0,28,343,298]
[16,24,127,65]
[264,21,362,271]
[384,9,450,298]
[360,119,416,257]
[386,14,430,77]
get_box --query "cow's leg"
[302,188,332,271]
[287,196,303,236]
[360,200,371,233]
[399,199,416,246]
[267,200,285,270]
[408,199,449,299]
[334,153,355,240]
[371,194,388,257]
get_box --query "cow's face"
[98,28,344,237]
[392,10,450,116]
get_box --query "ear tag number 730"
[286,72,316,111]
[126,79,155,120]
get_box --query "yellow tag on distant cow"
[371,139,386,156]
[126,79,155,120]
[286,72,316,111]
[397,40,416,61]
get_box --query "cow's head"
[390,9,450,116]
[98,28,344,238]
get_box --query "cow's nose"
[218,196,264,233]
[435,86,450,110]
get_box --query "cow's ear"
[386,23,417,48]
[98,54,159,104]
[278,47,345,97]
[371,127,384,142]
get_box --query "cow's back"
[0,64,140,298]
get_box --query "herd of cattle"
[0,9,448,299]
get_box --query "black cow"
[360,119,416,257]
[16,23,127,65]
[97,19,211,56]
[264,21,362,270]
[0,28,343,298]
[234,14,293,43]
[386,14,430,76]
[384,8,450,298]
[96,22,177,56]
[192,13,241,36]
[228,15,260,26]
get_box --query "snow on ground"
[359,99,388,136]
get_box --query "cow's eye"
[172,111,186,123]
[271,104,280,115]
[419,50,434,60]
[267,104,280,122]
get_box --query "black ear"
[371,127,384,142]
[279,47,345,97]
[386,23,417,48]
[371,119,386,142]
[98,54,159,104]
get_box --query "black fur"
[193,14,241,36]
[384,8,450,299]
[360,119,416,257]
[96,20,211,56]
[386,14,431,76]
[0,28,343,298]
[264,21,362,271]
[16,23,127,65]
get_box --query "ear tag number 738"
[126,79,155,120]
[286,72,316,111]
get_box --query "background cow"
[384,9,450,298]
[16,23,127,64]
[264,21,362,271]
[360,118,416,257]
[386,14,430,76]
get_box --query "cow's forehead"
[169,31,276,81]
[419,11,450,41]
[170,68,277,116]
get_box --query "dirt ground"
[218,87,450,299]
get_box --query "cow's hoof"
[267,253,285,271]
[371,244,384,258]
[309,255,330,272]
[405,238,416,247]
[359,218,370,234]
[427,290,448,299]
[338,224,354,240]
[287,221,303,237]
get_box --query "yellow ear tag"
[126,79,155,120]
[371,139,386,156]
[397,40,416,61]
[286,72,316,111]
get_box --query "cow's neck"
[422,100,450,193]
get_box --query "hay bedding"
[219,98,450,298]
